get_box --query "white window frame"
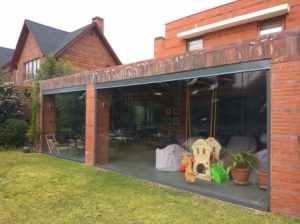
[187,38,203,52]
[259,17,284,36]
[24,58,40,80]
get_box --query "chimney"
[154,36,165,59]
[92,16,104,33]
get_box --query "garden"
[0,150,299,224]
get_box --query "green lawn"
[0,151,299,224]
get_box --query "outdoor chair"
[45,134,68,154]
[67,138,85,155]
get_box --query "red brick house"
[0,47,14,82]
[0,17,121,119]
[38,0,300,218]
[6,17,121,86]
[154,0,300,58]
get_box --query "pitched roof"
[0,47,14,67]
[25,20,69,55]
[11,19,121,68]
[52,24,91,55]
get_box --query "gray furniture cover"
[226,136,257,152]
[155,144,185,172]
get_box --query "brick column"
[96,89,110,164]
[85,84,96,165]
[154,36,165,59]
[40,95,56,152]
[270,61,300,217]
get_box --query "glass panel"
[25,63,29,80]
[47,91,86,162]
[98,69,268,209]
[36,59,40,69]
[33,60,37,79]
[36,59,40,79]
[215,71,267,147]
[260,18,283,36]
[28,61,32,80]
[188,39,203,51]
[260,26,282,36]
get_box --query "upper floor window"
[259,17,284,36]
[25,59,40,80]
[187,38,203,52]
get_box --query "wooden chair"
[45,134,68,154]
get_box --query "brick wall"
[85,87,110,165]
[271,61,300,217]
[85,84,96,165]
[39,30,300,91]
[154,37,166,60]
[59,28,119,71]
[96,89,110,164]
[154,0,300,58]
[41,95,56,152]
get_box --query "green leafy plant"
[0,82,22,123]
[38,55,81,80]
[227,151,259,171]
[0,119,28,147]
[26,81,39,146]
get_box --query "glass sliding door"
[98,69,269,210]
[45,91,86,162]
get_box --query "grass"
[0,150,299,224]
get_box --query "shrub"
[0,82,22,123]
[0,119,28,148]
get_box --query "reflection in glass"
[48,91,86,162]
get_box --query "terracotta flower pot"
[231,168,250,185]
[257,169,267,190]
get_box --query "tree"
[0,80,27,148]
[0,82,22,123]
[38,55,81,80]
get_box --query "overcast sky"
[0,0,234,64]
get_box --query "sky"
[0,0,234,64]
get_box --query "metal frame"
[42,85,86,95]
[95,60,271,89]
[267,69,271,211]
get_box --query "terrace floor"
[99,143,268,210]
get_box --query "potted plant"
[227,151,259,185]
[257,169,267,189]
